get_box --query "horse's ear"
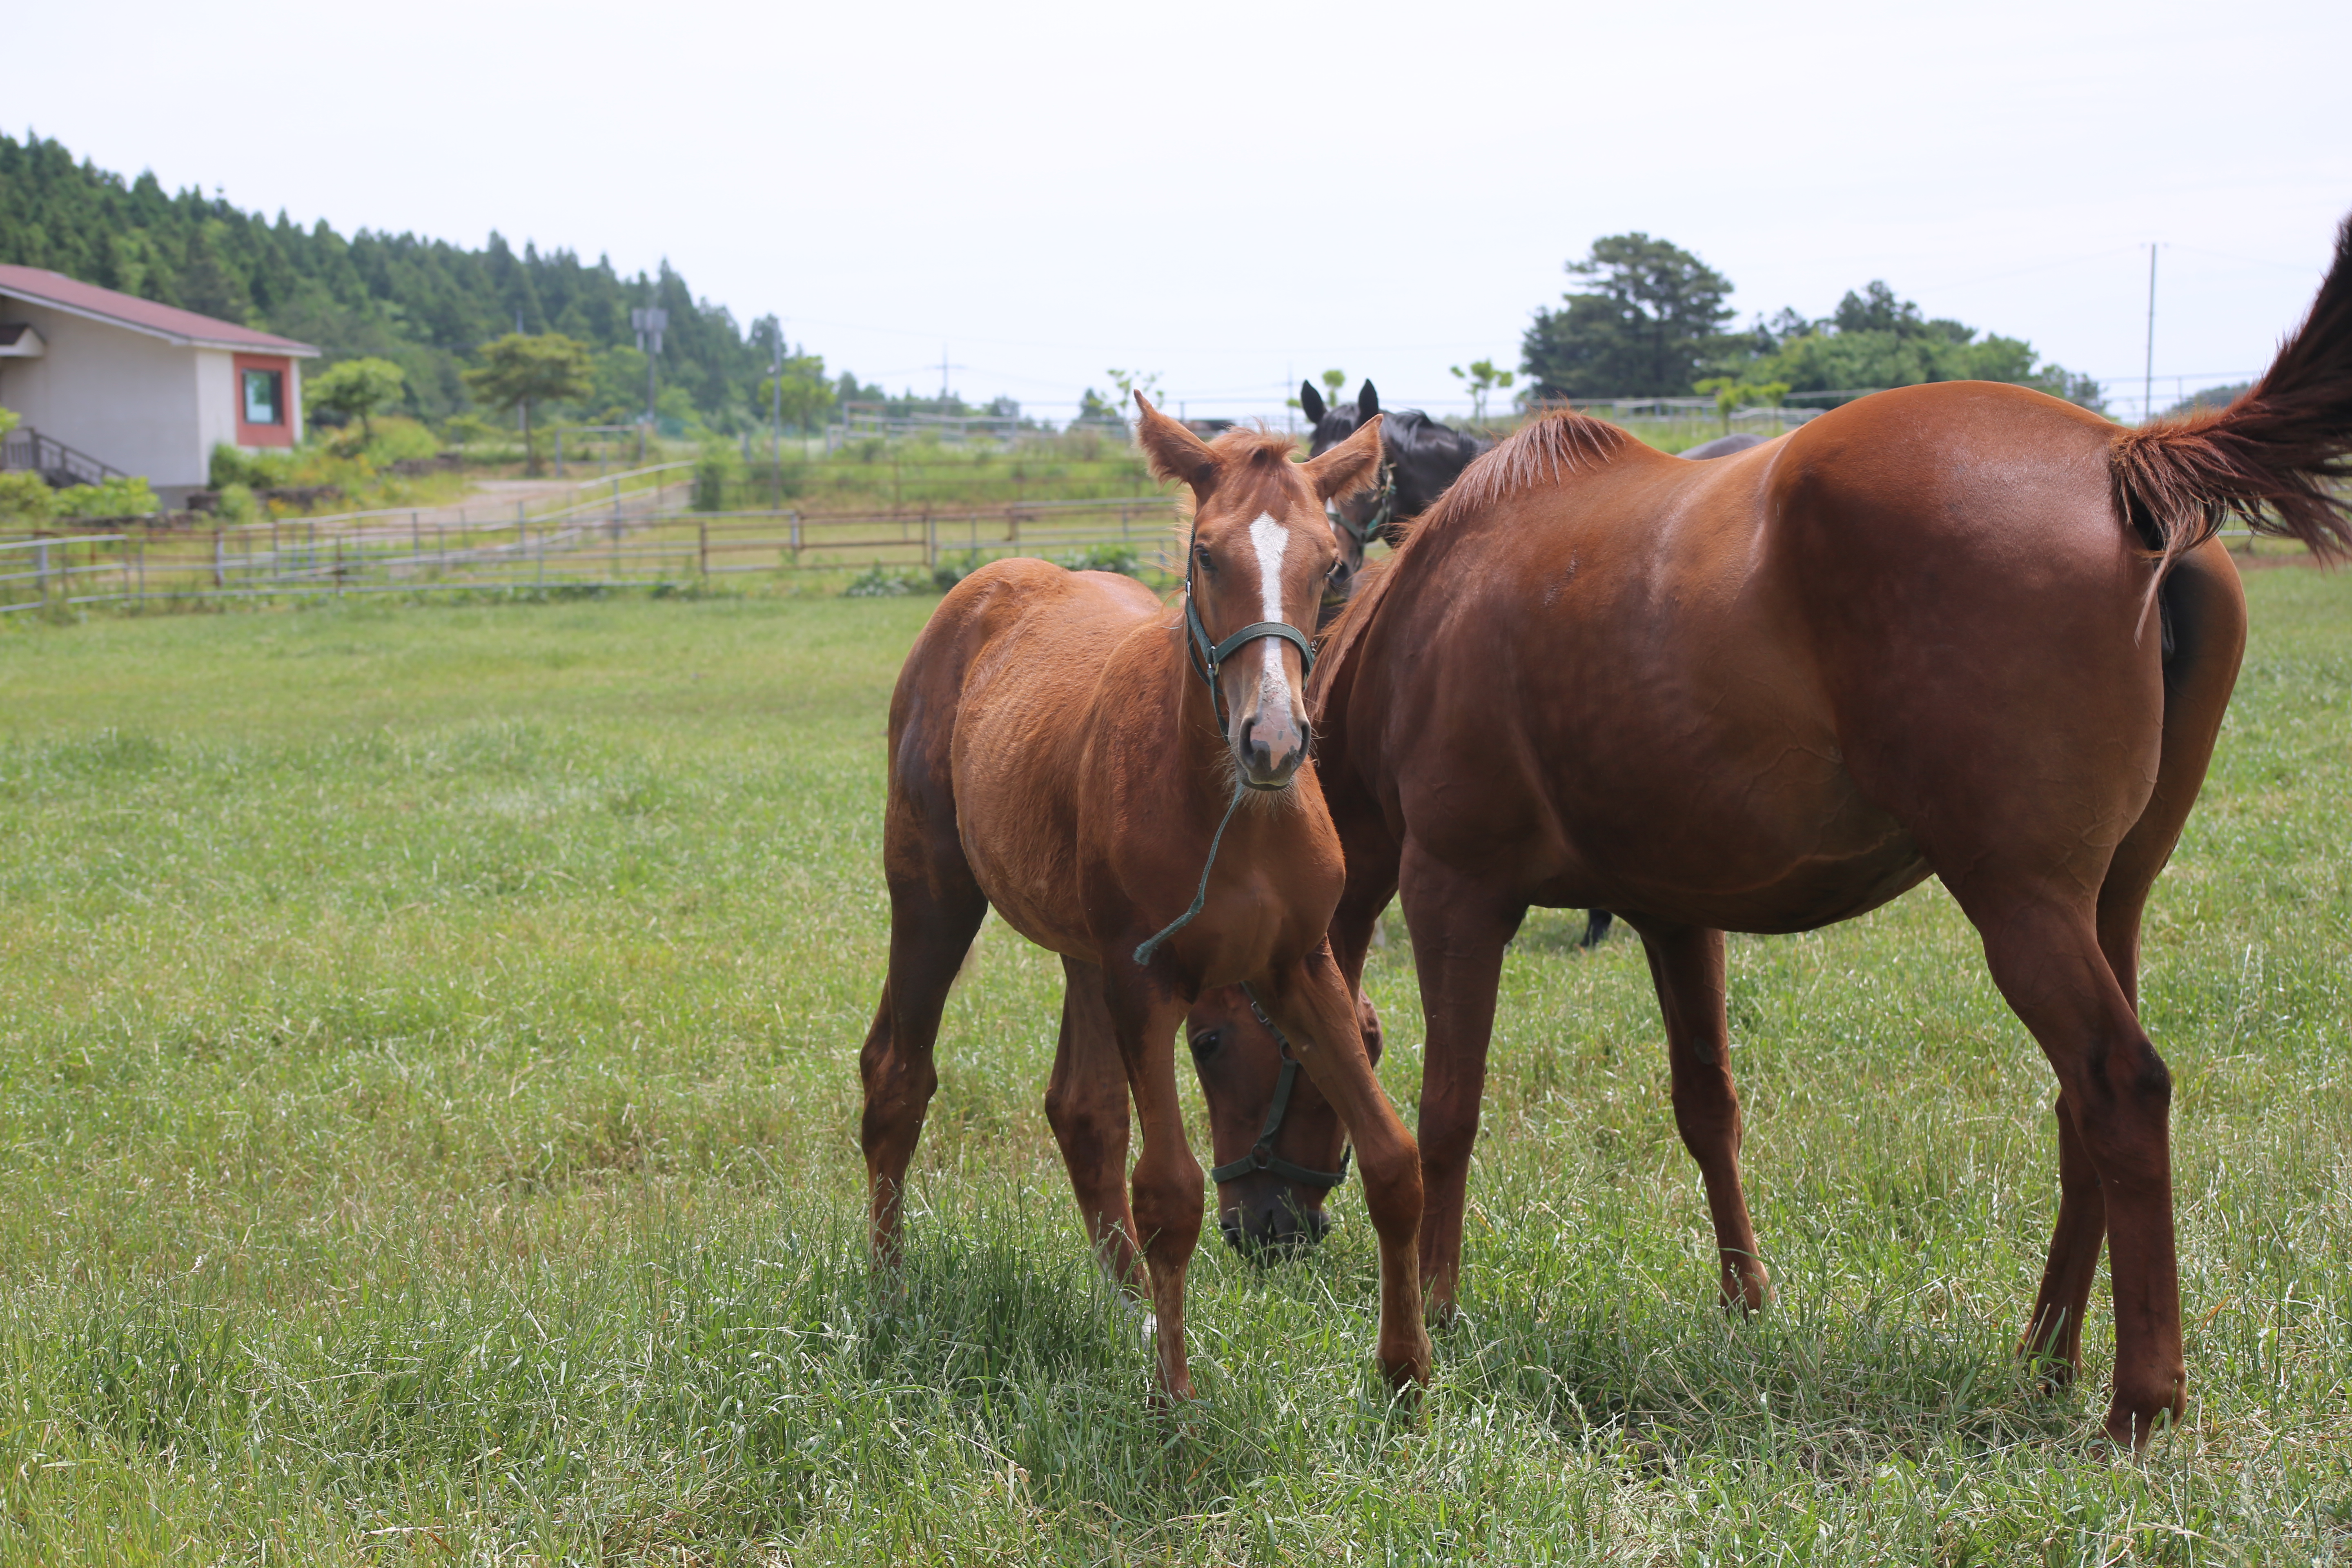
[1303,412,1383,501]
[1299,381,1326,424]
[1357,380,1380,419]
[1134,393,1219,494]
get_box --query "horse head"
[1301,379,1492,620]
[1135,393,1381,791]
[1186,984,1383,1257]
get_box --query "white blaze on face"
[1247,512,1294,724]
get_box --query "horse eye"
[1193,544,1215,575]
[1188,1030,1221,1059]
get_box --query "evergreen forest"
[0,133,890,434]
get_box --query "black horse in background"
[1300,380,1489,567]
[1300,379,1619,950]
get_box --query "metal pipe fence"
[0,494,1185,614]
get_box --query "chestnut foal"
[858,395,1430,1398]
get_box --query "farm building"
[0,264,319,505]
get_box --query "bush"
[842,563,931,598]
[53,476,158,518]
[692,443,743,512]
[931,549,991,590]
[209,444,301,490]
[0,470,53,524]
[360,416,440,464]
[214,483,260,525]
[1053,543,1144,578]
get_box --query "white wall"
[194,347,238,471]
[0,299,210,490]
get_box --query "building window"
[242,368,284,425]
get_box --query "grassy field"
[0,570,2345,1564]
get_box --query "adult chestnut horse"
[1232,218,2352,1446]
[858,395,1429,1398]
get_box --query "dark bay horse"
[1225,218,2352,1446]
[859,395,1430,1397]
[1300,379,1490,601]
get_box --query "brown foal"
[1216,216,2352,1446]
[858,395,1431,1398]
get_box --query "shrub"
[931,550,991,590]
[214,483,259,525]
[842,563,931,598]
[53,476,158,518]
[359,415,440,464]
[1053,543,1143,578]
[209,444,301,490]
[692,443,744,512]
[0,470,53,523]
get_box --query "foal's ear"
[1357,380,1380,419]
[1298,381,1326,424]
[1302,413,1383,501]
[1134,393,1219,494]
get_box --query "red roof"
[0,264,318,356]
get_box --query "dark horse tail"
[2111,212,2352,572]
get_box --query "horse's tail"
[2110,212,2352,576]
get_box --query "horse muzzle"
[1218,1193,1335,1260]
[1234,710,1307,790]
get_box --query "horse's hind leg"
[1047,957,1142,1288]
[2024,547,2243,1392]
[1971,895,2184,1447]
[860,838,987,1262]
[1635,922,1769,1312]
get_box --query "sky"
[11,0,2350,425]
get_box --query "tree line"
[0,132,906,435]
[1520,232,2104,412]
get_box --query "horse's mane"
[1387,409,1629,545]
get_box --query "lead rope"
[1132,774,1248,967]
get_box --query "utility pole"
[940,344,951,406]
[632,306,668,454]
[2143,243,2159,425]
[771,321,786,463]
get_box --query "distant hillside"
[0,133,803,432]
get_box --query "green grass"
[0,573,2346,1564]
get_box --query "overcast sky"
[12,0,2350,423]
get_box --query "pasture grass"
[0,574,2346,1564]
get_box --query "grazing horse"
[858,394,1430,1398]
[1678,430,1770,459]
[1224,218,2352,1446]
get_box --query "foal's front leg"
[1102,979,1206,1400]
[1258,942,1432,1386]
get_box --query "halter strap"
[1324,457,1397,549]
[1205,982,1352,1191]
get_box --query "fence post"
[789,510,801,564]
[213,527,224,589]
[135,535,145,604]
[924,511,936,570]
[698,517,708,580]
[35,539,49,604]
[334,538,344,597]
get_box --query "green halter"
[1205,982,1352,1191]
